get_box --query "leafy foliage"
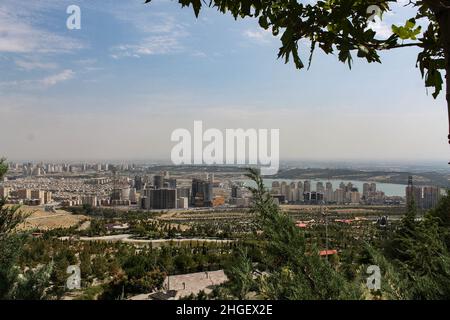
[146,0,450,99]
[217,168,362,299]
[0,160,51,300]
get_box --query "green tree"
[382,193,450,299]
[0,158,51,300]
[219,168,361,299]
[13,264,53,300]
[146,0,450,144]
[224,247,254,299]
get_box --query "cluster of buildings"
[139,173,229,210]
[2,162,445,211]
[269,180,391,205]
[406,176,442,210]
[0,186,52,205]
[5,162,138,177]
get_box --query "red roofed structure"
[319,249,338,256]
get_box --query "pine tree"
[222,168,361,300]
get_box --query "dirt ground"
[17,206,89,231]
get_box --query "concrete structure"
[423,186,441,209]
[304,180,311,193]
[81,195,98,207]
[177,197,189,209]
[0,186,11,198]
[191,179,213,207]
[31,190,45,204]
[146,189,177,209]
[153,175,164,189]
[17,188,31,200]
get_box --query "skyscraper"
[149,189,177,209]
[423,186,441,209]
[363,183,370,198]
[304,180,311,193]
[406,176,422,209]
[134,176,143,191]
[316,182,324,193]
[153,175,164,189]
[191,178,213,207]
[165,178,177,189]
[231,185,239,198]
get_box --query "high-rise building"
[121,188,130,201]
[334,188,345,204]
[290,188,299,202]
[363,183,370,198]
[350,191,360,204]
[346,182,353,192]
[81,195,98,207]
[0,186,11,198]
[282,183,290,202]
[325,182,333,203]
[191,179,213,207]
[296,187,304,201]
[231,185,239,198]
[316,182,324,193]
[177,187,191,199]
[304,181,311,193]
[111,188,122,201]
[423,186,441,209]
[165,178,177,189]
[17,189,31,200]
[406,176,422,209]
[153,175,164,189]
[31,190,45,204]
[280,181,287,195]
[130,188,137,204]
[149,189,177,209]
[134,176,143,191]
[44,191,52,204]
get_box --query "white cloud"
[0,69,75,89]
[0,4,84,54]
[111,35,182,58]
[15,59,58,71]
[368,20,393,38]
[243,29,274,44]
[107,8,189,59]
[41,69,74,86]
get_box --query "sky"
[0,0,448,163]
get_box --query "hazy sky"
[0,0,448,162]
